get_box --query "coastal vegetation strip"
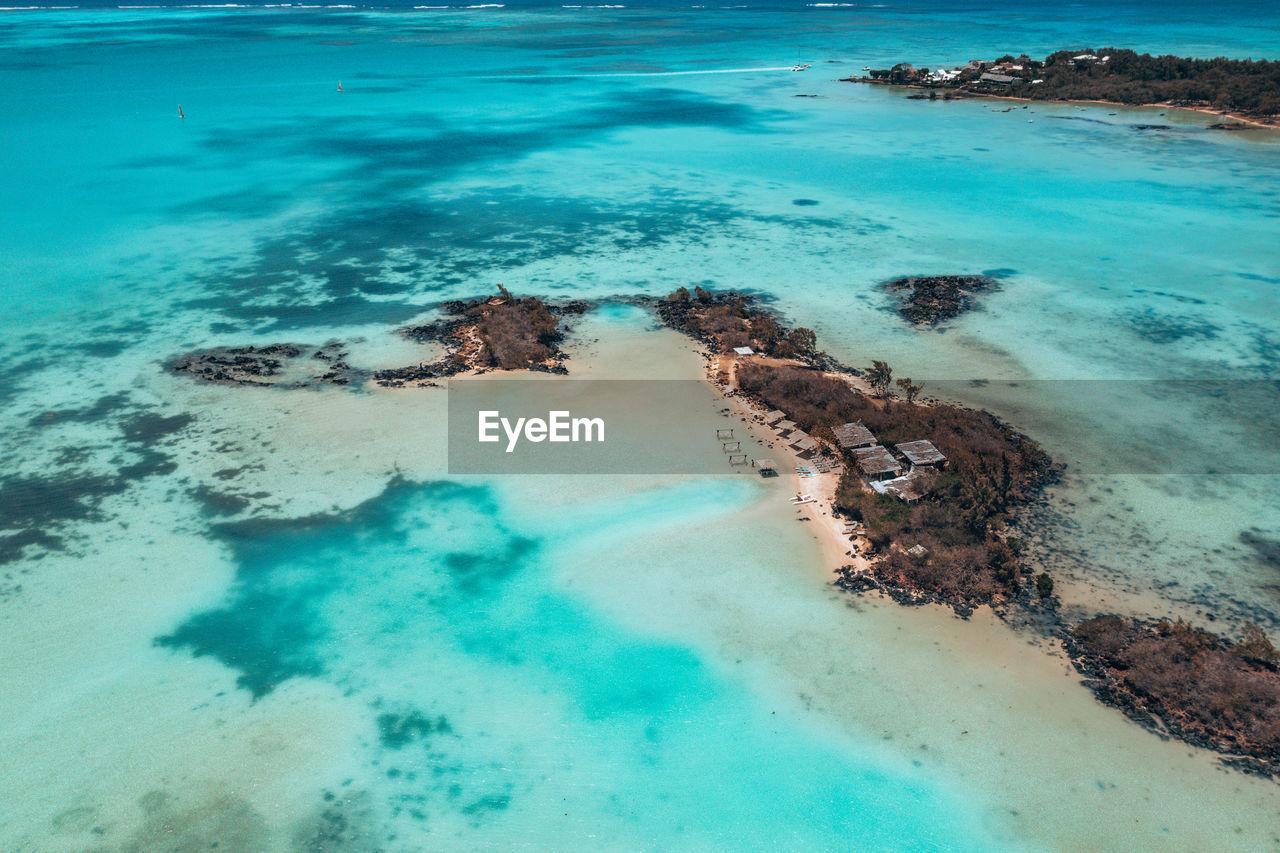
[848,48,1280,126]
[1068,616,1280,776]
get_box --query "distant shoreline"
[844,47,1280,131]
[845,77,1280,130]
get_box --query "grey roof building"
[832,421,876,449]
[895,439,947,467]
[854,446,902,479]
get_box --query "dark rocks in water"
[556,299,593,316]
[377,710,452,749]
[372,361,456,387]
[399,315,469,345]
[1241,529,1280,572]
[168,342,362,388]
[833,565,977,618]
[169,343,303,385]
[882,274,996,325]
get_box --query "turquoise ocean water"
[2,2,1280,850]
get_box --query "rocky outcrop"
[169,342,361,388]
[882,275,995,325]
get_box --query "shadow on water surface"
[187,87,778,200]
[156,476,709,712]
[0,397,194,569]
[181,178,870,331]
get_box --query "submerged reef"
[1,396,193,573]
[881,275,996,326]
[169,341,361,388]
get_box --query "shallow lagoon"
[2,3,1280,850]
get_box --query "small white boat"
[791,63,811,72]
[862,65,871,70]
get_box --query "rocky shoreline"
[168,292,589,391]
[1064,615,1280,780]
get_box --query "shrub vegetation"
[735,361,1054,605]
[1071,616,1280,767]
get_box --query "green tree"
[866,360,893,396]
[751,314,782,350]
[1237,622,1279,667]
[895,377,923,403]
[787,327,817,357]
[1035,572,1054,599]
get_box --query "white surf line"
[475,66,796,79]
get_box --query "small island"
[654,286,1280,779]
[882,275,996,326]
[655,287,1056,615]
[169,289,584,390]
[374,287,585,387]
[847,48,1280,128]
